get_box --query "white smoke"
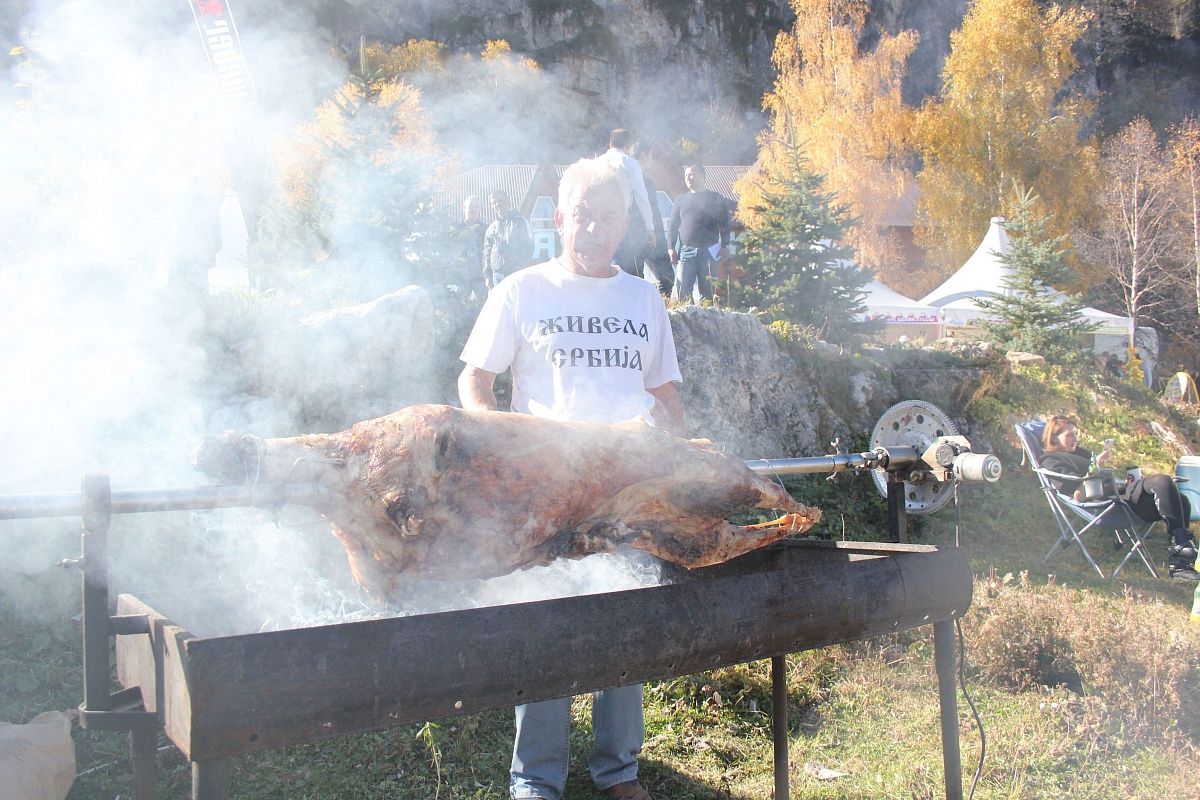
[116,510,666,637]
[0,0,345,488]
[0,0,346,611]
[0,0,744,621]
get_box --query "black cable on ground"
[954,480,962,547]
[956,609,986,799]
[953,481,985,799]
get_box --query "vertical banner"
[188,0,256,108]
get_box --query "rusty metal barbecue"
[0,400,997,800]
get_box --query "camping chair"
[1015,420,1159,579]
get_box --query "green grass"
[4,362,1200,798]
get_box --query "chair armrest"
[1072,496,1122,507]
[1034,467,1084,481]
[1036,467,1123,504]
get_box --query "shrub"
[966,572,1200,745]
[970,572,1081,693]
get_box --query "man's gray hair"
[557,157,631,212]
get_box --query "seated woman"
[1040,414,1199,580]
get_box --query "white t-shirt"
[601,147,655,231]
[460,260,682,424]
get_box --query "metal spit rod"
[0,483,327,521]
[0,448,930,522]
[745,446,918,476]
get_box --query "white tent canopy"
[1079,305,1135,336]
[919,216,1133,337]
[860,280,941,324]
[919,217,1012,308]
[937,297,1130,335]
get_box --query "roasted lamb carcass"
[194,404,820,593]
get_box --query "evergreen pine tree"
[739,143,872,346]
[976,187,1096,361]
[256,37,460,303]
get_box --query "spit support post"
[78,474,159,800]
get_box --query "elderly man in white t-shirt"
[458,157,683,800]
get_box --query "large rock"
[669,306,1009,459]
[669,306,835,459]
[1005,351,1046,368]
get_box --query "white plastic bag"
[0,711,76,800]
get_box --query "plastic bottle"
[1191,582,1200,624]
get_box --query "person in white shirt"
[599,129,658,279]
[458,156,683,800]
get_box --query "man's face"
[490,192,511,218]
[684,167,705,192]
[555,181,627,276]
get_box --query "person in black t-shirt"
[667,164,729,303]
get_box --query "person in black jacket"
[460,195,488,297]
[635,171,673,296]
[1040,414,1199,580]
[483,190,534,290]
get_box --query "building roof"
[439,165,541,214]
[435,164,926,226]
[700,166,750,204]
[439,163,753,214]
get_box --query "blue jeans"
[510,684,644,799]
[675,244,713,302]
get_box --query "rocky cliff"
[316,0,1197,159]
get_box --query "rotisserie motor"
[194,404,820,593]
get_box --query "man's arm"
[624,155,656,246]
[667,199,682,264]
[458,366,500,411]
[481,224,497,286]
[717,194,732,248]
[482,223,495,263]
[647,382,685,437]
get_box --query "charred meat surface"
[194,405,820,593]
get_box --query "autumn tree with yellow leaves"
[736,0,918,283]
[255,36,593,301]
[362,38,448,81]
[256,37,452,301]
[383,37,589,166]
[915,0,1100,280]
